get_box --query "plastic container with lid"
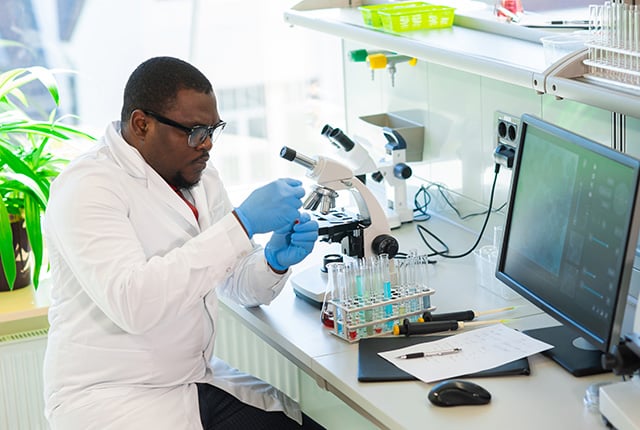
[540,31,591,66]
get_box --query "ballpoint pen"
[397,347,462,359]
[548,20,589,25]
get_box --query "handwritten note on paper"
[378,324,553,383]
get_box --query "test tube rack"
[328,285,435,343]
[584,1,640,90]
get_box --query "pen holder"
[328,286,436,343]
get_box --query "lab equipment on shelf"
[585,0,640,90]
[358,2,455,33]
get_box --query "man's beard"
[172,172,197,190]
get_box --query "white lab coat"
[43,121,301,429]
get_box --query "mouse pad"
[358,336,530,382]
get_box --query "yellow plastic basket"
[378,5,455,32]
[358,2,429,28]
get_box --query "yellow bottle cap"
[393,325,400,335]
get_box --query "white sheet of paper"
[378,324,553,383]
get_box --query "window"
[0,0,345,198]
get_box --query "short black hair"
[120,56,213,123]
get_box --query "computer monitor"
[496,114,640,377]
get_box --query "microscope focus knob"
[371,234,399,258]
[394,163,412,180]
[601,352,619,371]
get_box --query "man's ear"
[129,109,149,139]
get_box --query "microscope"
[599,300,640,430]
[280,146,399,307]
[320,124,414,229]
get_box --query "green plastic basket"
[358,2,429,28]
[378,4,455,32]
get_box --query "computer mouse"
[428,379,492,407]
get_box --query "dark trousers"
[197,383,325,430]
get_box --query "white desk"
[219,216,619,429]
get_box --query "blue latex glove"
[234,178,305,238]
[264,212,319,272]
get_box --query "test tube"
[356,258,373,336]
[380,254,394,330]
[416,255,431,311]
[614,0,621,81]
[605,1,613,79]
[344,260,356,306]
[343,260,359,340]
[334,263,346,336]
[393,256,407,315]
[407,250,421,314]
[368,256,384,334]
[592,4,604,77]
[592,4,598,75]
[632,5,640,86]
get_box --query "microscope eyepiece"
[280,146,317,170]
[280,146,297,161]
[328,128,355,152]
[321,124,334,137]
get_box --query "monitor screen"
[496,114,640,376]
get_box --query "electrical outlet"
[494,111,520,169]
[495,111,520,148]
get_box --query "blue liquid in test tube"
[380,254,393,331]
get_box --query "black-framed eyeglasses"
[142,110,226,148]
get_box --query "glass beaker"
[321,262,343,331]
[495,0,523,20]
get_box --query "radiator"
[0,328,49,430]
[214,305,301,401]
[0,310,301,430]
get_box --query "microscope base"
[291,265,327,309]
[599,378,640,430]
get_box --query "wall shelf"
[285,0,640,118]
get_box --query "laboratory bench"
[218,214,621,430]
[0,213,624,429]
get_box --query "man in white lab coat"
[43,56,322,429]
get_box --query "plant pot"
[0,219,32,292]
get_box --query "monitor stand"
[524,325,608,377]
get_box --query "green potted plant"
[0,65,94,291]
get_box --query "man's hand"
[264,212,319,272]
[234,178,305,238]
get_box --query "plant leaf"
[0,64,95,289]
[0,175,48,209]
[23,195,42,290]
[0,67,60,106]
[0,200,17,289]
[0,144,50,200]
